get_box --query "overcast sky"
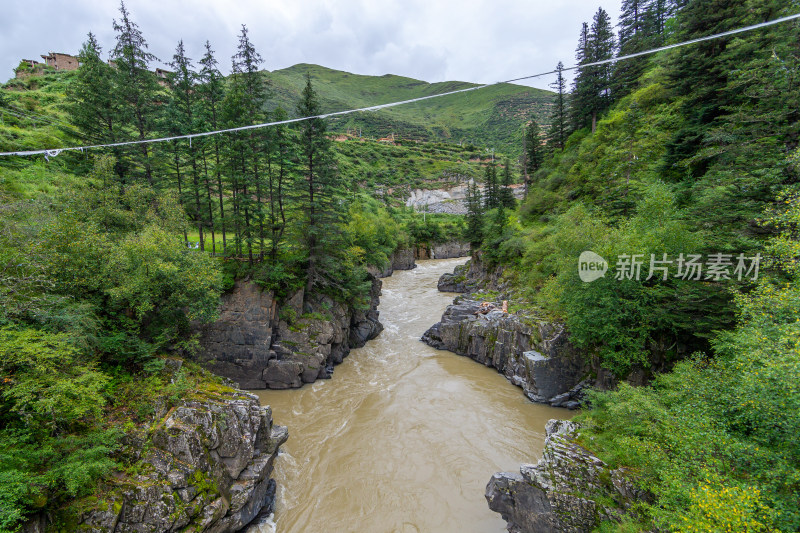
[3,0,621,92]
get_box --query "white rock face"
[405,183,525,215]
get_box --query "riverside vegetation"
[462,0,800,531]
[0,4,504,530]
[1,0,799,532]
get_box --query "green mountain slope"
[263,63,553,155]
[1,63,552,162]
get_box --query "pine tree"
[198,41,226,253]
[266,106,293,264]
[111,1,160,186]
[500,159,517,209]
[570,22,593,133]
[67,33,118,145]
[295,74,346,294]
[546,62,568,151]
[464,179,484,250]
[223,25,268,263]
[613,0,649,99]
[483,162,499,210]
[524,119,544,188]
[166,40,205,249]
[571,9,616,132]
[587,8,616,132]
[645,0,676,38]
[613,0,676,100]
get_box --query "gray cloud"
[2,0,620,91]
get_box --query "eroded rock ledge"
[198,242,471,390]
[421,297,588,407]
[196,274,383,390]
[79,389,288,532]
[437,256,503,293]
[486,420,649,533]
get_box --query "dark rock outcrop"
[486,420,649,532]
[77,390,288,532]
[415,241,471,260]
[431,241,470,259]
[196,282,277,389]
[436,255,504,293]
[422,298,587,407]
[437,262,471,292]
[370,247,417,278]
[197,275,383,389]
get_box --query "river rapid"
[251,258,572,533]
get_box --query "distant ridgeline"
[262,64,553,157]
[7,58,552,158]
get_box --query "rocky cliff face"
[486,420,649,533]
[369,241,470,278]
[405,185,525,215]
[436,256,503,293]
[422,297,588,408]
[78,388,288,533]
[370,247,417,278]
[197,275,383,390]
[414,242,471,260]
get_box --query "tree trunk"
[172,142,188,245]
[201,148,217,255]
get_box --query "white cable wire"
[1,12,798,158]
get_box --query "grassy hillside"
[264,63,553,156]
[472,2,800,530]
[0,68,517,206]
[2,64,555,160]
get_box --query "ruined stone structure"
[154,67,172,87]
[40,52,79,71]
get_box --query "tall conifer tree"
[571,9,616,132]
[546,62,569,151]
[524,119,544,186]
[198,41,226,253]
[111,1,160,185]
[67,33,118,145]
[296,74,346,294]
[464,179,484,250]
[500,159,517,209]
[223,25,268,263]
[166,40,205,249]
[483,162,500,210]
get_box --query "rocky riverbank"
[486,420,649,532]
[436,256,503,293]
[415,241,471,260]
[369,247,417,278]
[196,274,383,390]
[197,243,470,390]
[422,297,588,408]
[75,384,288,532]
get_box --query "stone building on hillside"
[15,59,43,78]
[40,52,79,71]
[154,67,172,87]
